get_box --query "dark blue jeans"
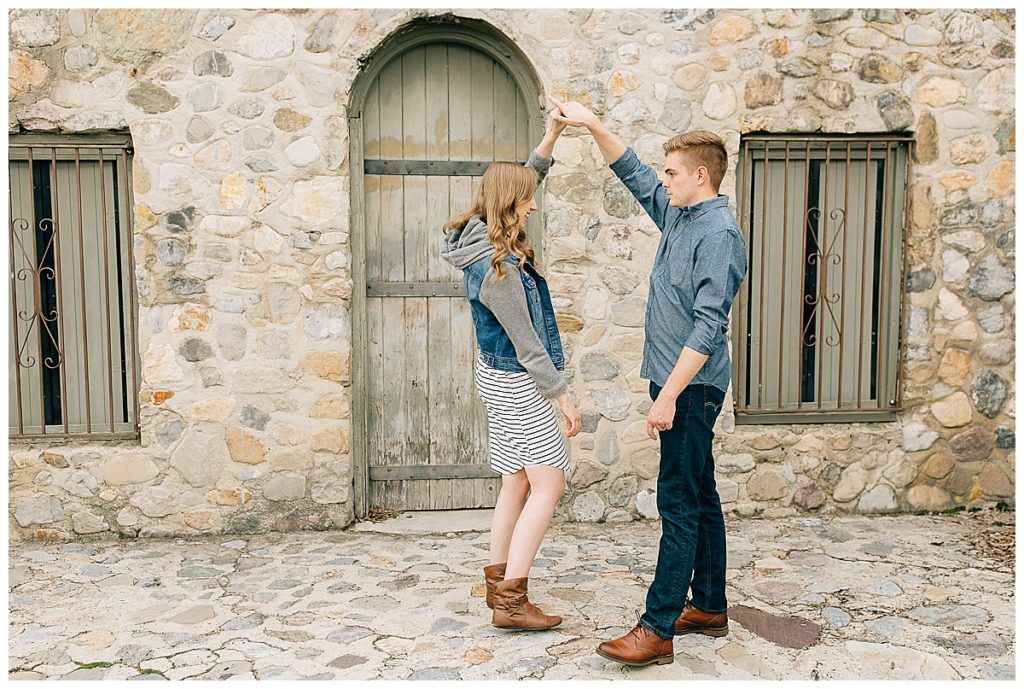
[639,382,727,640]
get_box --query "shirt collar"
[680,194,730,221]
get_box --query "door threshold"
[349,509,494,535]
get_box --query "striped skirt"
[474,357,570,475]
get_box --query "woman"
[440,113,582,631]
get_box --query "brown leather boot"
[596,614,674,667]
[674,601,729,637]
[491,577,561,631]
[483,562,506,610]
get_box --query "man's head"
[661,130,728,208]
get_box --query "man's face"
[662,150,704,208]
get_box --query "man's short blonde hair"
[663,130,728,192]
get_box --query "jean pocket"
[704,400,723,414]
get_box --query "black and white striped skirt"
[474,357,570,475]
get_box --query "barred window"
[8,135,139,439]
[733,134,911,423]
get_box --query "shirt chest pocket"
[664,247,694,287]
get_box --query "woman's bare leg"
[505,465,565,579]
[490,470,530,565]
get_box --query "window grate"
[732,134,912,422]
[8,137,140,439]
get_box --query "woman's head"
[443,161,539,279]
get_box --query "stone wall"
[7,8,1015,540]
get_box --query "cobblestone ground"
[8,512,1015,680]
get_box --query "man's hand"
[547,95,600,129]
[646,394,676,441]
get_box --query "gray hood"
[441,216,493,270]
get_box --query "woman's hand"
[556,392,582,438]
[546,107,568,139]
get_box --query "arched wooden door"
[349,24,543,513]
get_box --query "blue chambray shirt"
[609,148,748,393]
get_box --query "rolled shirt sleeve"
[683,229,748,356]
[609,147,679,232]
[526,149,554,184]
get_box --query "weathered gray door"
[358,42,536,510]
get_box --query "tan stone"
[938,170,978,190]
[976,464,1012,497]
[707,54,730,72]
[751,436,779,451]
[152,391,175,405]
[791,434,823,453]
[168,303,211,332]
[949,134,989,165]
[907,483,953,510]
[225,427,267,464]
[762,37,789,58]
[273,108,312,132]
[9,50,50,97]
[930,392,973,428]
[746,468,788,501]
[703,82,737,120]
[464,647,493,664]
[135,204,159,232]
[269,449,313,471]
[916,77,966,106]
[707,15,755,45]
[92,9,197,64]
[194,139,232,172]
[300,351,348,382]
[281,176,347,226]
[184,510,218,531]
[607,70,640,96]
[557,314,584,332]
[144,344,184,385]
[949,320,978,342]
[744,72,782,109]
[937,348,971,385]
[813,79,854,110]
[199,215,250,238]
[922,453,954,479]
[672,63,706,91]
[205,487,254,506]
[833,470,866,502]
[844,27,890,49]
[99,454,160,486]
[253,177,284,211]
[311,428,349,454]
[985,160,1014,197]
[909,180,933,231]
[936,288,967,321]
[191,397,235,422]
[310,393,348,419]
[219,172,250,212]
[976,67,1014,113]
[272,423,303,446]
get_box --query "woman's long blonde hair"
[443,162,537,281]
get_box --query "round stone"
[13,496,65,527]
[193,50,233,77]
[970,370,1007,418]
[237,14,295,60]
[188,82,222,112]
[744,72,782,108]
[198,15,236,41]
[857,485,898,513]
[572,491,606,522]
[64,44,98,72]
[636,489,659,519]
[813,79,855,110]
[9,9,60,47]
[703,82,737,120]
[156,238,186,266]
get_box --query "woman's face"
[514,194,538,229]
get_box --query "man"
[550,97,747,667]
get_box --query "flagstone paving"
[8,512,1014,680]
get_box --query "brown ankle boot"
[596,613,674,667]
[483,562,506,610]
[491,577,562,631]
[674,601,729,637]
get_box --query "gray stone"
[216,323,247,361]
[118,644,153,666]
[304,13,337,53]
[179,338,213,362]
[264,475,306,501]
[994,427,1014,449]
[981,201,1003,226]
[813,8,852,22]
[866,616,908,638]
[971,370,1007,418]
[932,631,1008,658]
[411,668,461,680]
[718,452,755,473]
[156,239,186,266]
[902,422,938,452]
[14,496,65,526]
[198,15,235,41]
[941,203,980,227]
[168,275,205,297]
[303,304,350,340]
[592,386,631,421]
[598,265,640,296]
[609,475,638,507]
[245,155,279,173]
[130,486,176,518]
[977,304,1004,333]
[580,352,620,381]
[187,82,222,112]
[155,417,185,446]
[64,44,98,73]
[609,297,646,327]
[967,255,1014,301]
[807,32,833,47]
[909,266,937,292]
[866,579,903,597]
[239,404,270,430]
[504,656,556,677]
[596,430,620,465]
[906,306,928,338]
[243,68,286,92]
[221,612,265,631]
[907,604,991,627]
[662,9,716,30]
[127,82,180,114]
[237,14,295,60]
[229,98,265,120]
[993,118,1014,154]
[636,489,659,519]
[777,58,818,78]
[857,485,898,513]
[572,491,606,522]
[243,126,274,151]
[71,511,108,534]
[186,116,214,144]
[877,91,913,130]
[603,177,642,218]
[63,470,98,498]
[194,50,233,77]
[659,97,692,132]
[581,411,601,434]
[178,566,221,578]
[862,9,898,23]
[9,9,60,47]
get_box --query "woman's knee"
[525,467,565,501]
[501,470,530,499]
